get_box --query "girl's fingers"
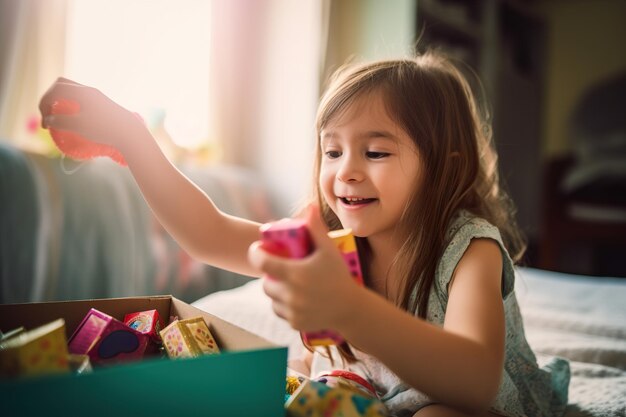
[270,300,290,322]
[261,271,297,325]
[56,77,84,86]
[304,203,334,252]
[38,82,88,126]
[43,114,82,131]
[39,93,56,125]
[248,240,300,281]
[261,275,288,303]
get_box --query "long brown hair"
[305,51,525,363]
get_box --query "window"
[65,0,211,149]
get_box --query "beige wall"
[323,0,416,83]
[539,0,626,156]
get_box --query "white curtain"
[0,0,329,215]
[0,0,67,151]
[209,0,329,215]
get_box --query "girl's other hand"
[39,77,145,153]
[248,204,361,333]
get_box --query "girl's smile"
[338,196,378,208]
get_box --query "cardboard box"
[0,295,288,417]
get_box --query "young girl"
[40,52,569,417]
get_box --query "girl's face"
[319,90,423,242]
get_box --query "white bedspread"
[193,267,626,416]
[516,268,626,416]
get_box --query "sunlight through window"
[65,0,211,149]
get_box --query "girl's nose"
[337,155,365,183]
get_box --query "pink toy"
[260,220,364,346]
[68,308,150,365]
[259,218,313,260]
[49,99,128,166]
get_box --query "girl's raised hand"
[39,77,145,154]
[248,205,361,333]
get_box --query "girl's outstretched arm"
[40,78,262,277]
[250,207,505,414]
[124,132,263,277]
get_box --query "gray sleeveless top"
[311,211,570,417]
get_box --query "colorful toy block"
[68,308,150,365]
[0,319,69,378]
[160,317,220,359]
[260,218,313,259]
[328,229,364,285]
[124,309,163,344]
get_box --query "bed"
[193,267,626,416]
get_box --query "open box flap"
[0,295,279,351]
[170,296,276,351]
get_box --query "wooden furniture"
[416,0,547,262]
[539,155,626,276]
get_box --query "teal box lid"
[0,296,288,417]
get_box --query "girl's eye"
[325,151,342,159]
[366,151,390,159]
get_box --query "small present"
[0,319,69,378]
[124,309,163,343]
[285,379,388,417]
[160,317,220,359]
[68,308,150,365]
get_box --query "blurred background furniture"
[0,142,276,304]
[417,0,626,277]
[539,73,626,277]
[417,0,547,265]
